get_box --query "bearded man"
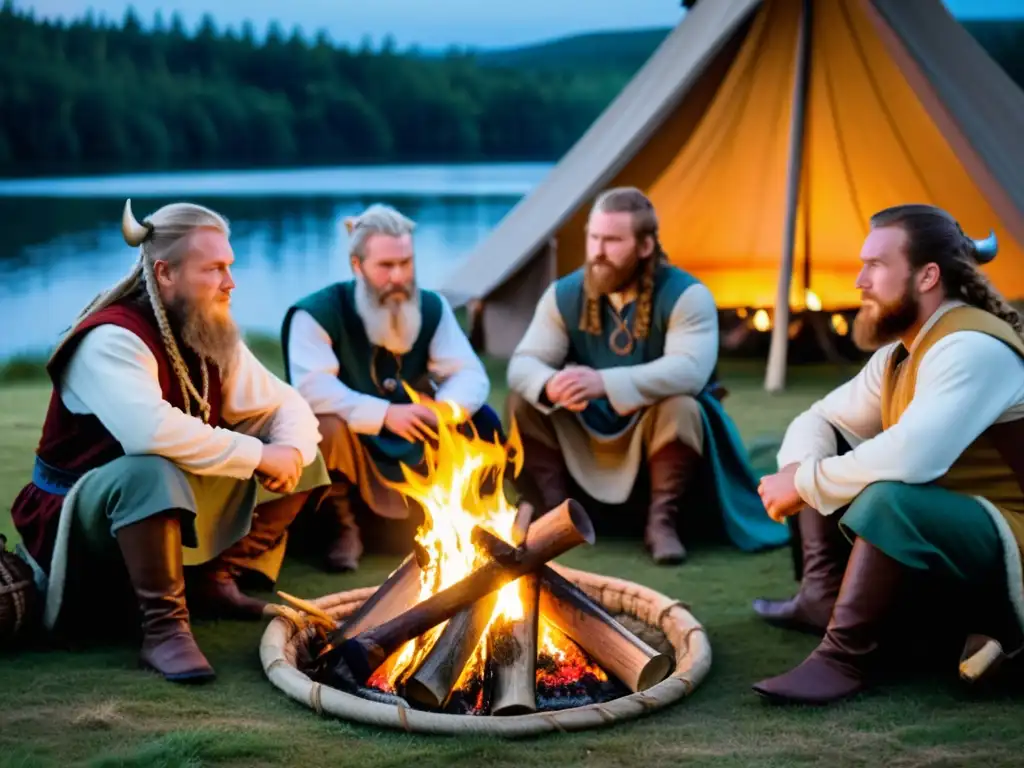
[281,204,499,572]
[506,187,787,565]
[752,203,1024,705]
[8,200,330,684]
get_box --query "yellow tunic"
[880,306,1024,623]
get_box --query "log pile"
[308,500,675,715]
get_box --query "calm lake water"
[0,162,553,360]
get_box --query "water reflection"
[0,164,549,358]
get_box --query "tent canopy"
[445,0,1024,363]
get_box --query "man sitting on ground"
[754,204,1024,705]
[281,204,500,572]
[9,199,330,684]
[505,186,788,565]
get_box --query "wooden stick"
[333,553,423,640]
[491,500,539,715]
[538,567,672,692]
[334,499,594,686]
[400,503,532,709]
[275,591,337,627]
[490,573,539,715]
[402,591,499,709]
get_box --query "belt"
[32,456,84,497]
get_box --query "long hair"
[580,186,666,339]
[52,199,231,422]
[869,204,1022,340]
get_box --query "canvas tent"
[442,0,1024,390]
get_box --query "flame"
[752,309,771,332]
[536,619,607,686]
[375,388,526,691]
[831,313,849,336]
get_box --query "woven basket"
[0,534,39,647]
[260,564,711,736]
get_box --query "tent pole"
[764,0,812,393]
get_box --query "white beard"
[353,273,422,355]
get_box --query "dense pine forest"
[0,1,1021,177]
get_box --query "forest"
[1,2,1021,176]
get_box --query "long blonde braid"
[53,199,230,422]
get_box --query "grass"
[2,354,1023,767]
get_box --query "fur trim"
[972,495,1024,641]
[41,470,96,630]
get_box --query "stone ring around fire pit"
[259,564,711,737]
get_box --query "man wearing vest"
[506,186,788,565]
[281,204,499,572]
[753,203,1024,705]
[8,199,330,684]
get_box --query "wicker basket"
[260,564,711,737]
[0,534,40,647]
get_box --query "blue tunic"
[553,264,789,552]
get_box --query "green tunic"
[281,281,443,478]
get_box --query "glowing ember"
[536,620,608,688]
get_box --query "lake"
[0,162,553,360]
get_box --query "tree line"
[0,2,631,175]
[1,2,1021,177]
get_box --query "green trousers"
[45,452,330,633]
[840,480,1005,585]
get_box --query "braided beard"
[166,295,240,373]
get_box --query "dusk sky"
[15,0,1024,49]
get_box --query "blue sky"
[15,0,1024,49]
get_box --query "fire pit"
[259,399,711,735]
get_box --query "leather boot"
[189,491,310,620]
[752,505,851,634]
[752,537,906,705]
[324,481,362,572]
[115,512,215,683]
[518,436,572,514]
[644,441,698,566]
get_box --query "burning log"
[489,573,539,715]
[538,568,672,692]
[402,591,499,708]
[471,525,671,694]
[333,499,594,687]
[403,501,537,710]
[490,500,539,715]
[334,552,424,640]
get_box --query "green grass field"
[2,355,1023,767]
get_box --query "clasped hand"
[757,463,804,523]
[257,444,304,494]
[544,365,605,412]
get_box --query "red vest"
[9,298,224,569]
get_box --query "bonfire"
[298,391,673,716]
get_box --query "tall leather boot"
[115,511,215,683]
[517,436,572,514]
[752,505,851,634]
[645,441,699,566]
[324,480,362,573]
[189,491,311,620]
[752,537,907,704]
